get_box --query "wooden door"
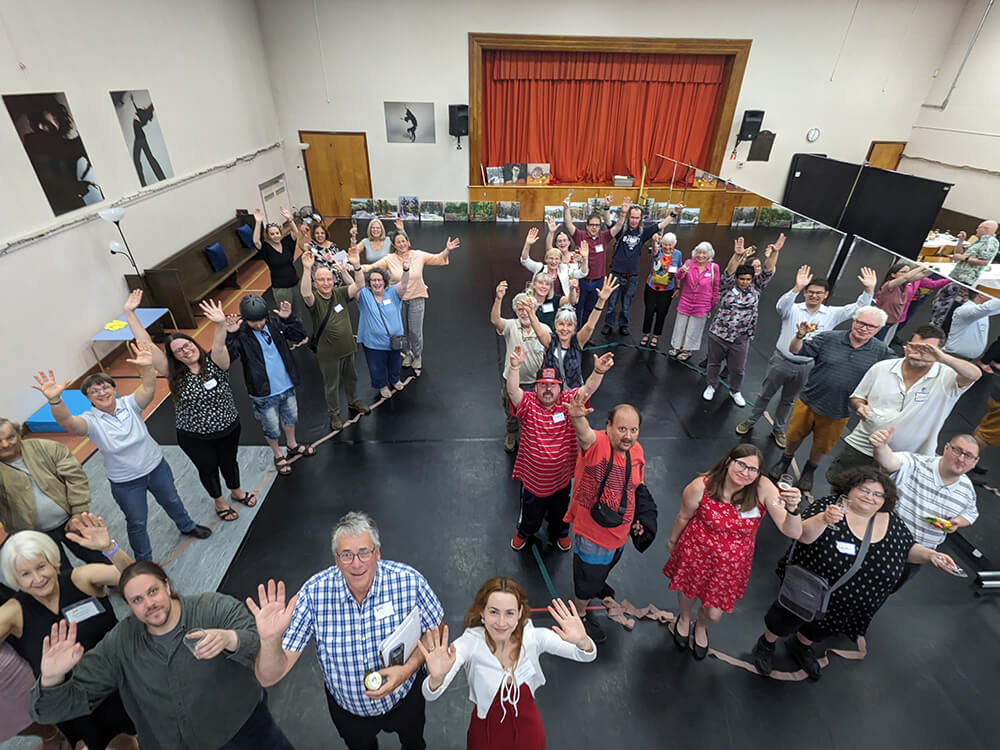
[866,141,906,171]
[299,131,372,217]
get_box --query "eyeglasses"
[587,222,601,228]
[852,319,881,331]
[171,342,197,354]
[337,548,374,563]
[733,458,760,475]
[947,443,979,461]
[855,486,886,499]
[804,289,826,296]
[87,384,115,395]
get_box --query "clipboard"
[378,606,421,668]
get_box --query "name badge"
[202,378,218,390]
[668,266,678,274]
[552,412,566,423]
[541,303,554,313]
[62,597,105,623]
[382,298,392,306]
[739,506,761,519]
[374,602,395,620]
[534,341,544,351]
[115,408,131,423]
[704,271,712,277]
[594,244,605,254]
[913,390,929,403]
[836,541,857,556]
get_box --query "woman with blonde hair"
[420,577,595,749]
[349,217,392,264]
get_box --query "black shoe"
[181,524,212,539]
[768,455,792,481]
[601,324,613,336]
[670,619,690,651]
[786,637,821,681]
[619,326,630,336]
[752,635,776,676]
[796,465,816,494]
[690,627,709,660]
[582,613,607,644]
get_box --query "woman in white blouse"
[419,577,595,750]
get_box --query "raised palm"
[548,598,586,644]
[32,370,71,402]
[526,227,539,245]
[64,513,111,551]
[225,314,241,333]
[199,299,226,324]
[126,341,154,368]
[40,621,85,685]
[246,580,297,641]
[417,625,456,680]
[124,289,143,312]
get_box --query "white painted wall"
[258,0,966,207]
[899,0,1000,220]
[0,0,284,421]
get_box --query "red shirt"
[511,389,580,496]
[572,228,614,281]
[564,431,645,549]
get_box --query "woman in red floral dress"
[662,444,803,659]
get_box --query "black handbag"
[777,515,874,622]
[375,296,408,351]
[589,447,631,528]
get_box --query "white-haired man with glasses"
[868,427,979,588]
[249,511,443,750]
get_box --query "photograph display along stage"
[385,102,435,143]
[4,91,103,216]
[110,89,174,187]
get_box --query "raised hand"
[547,599,587,646]
[526,227,540,245]
[772,232,786,252]
[40,620,84,687]
[199,298,226,325]
[858,266,877,293]
[446,237,460,251]
[563,194,571,208]
[186,628,238,660]
[597,274,620,301]
[593,352,615,374]
[225,314,242,333]
[301,249,315,270]
[622,196,632,210]
[905,340,943,360]
[349,225,358,241]
[32,370,72,402]
[957,230,967,243]
[545,215,557,233]
[246,579,298,642]
[394,217,405,232]
[125,341,154,369]
[280,206,292,221]
[510,345,527,371]
[868,426,895,449]
[124,289,143,312]
[734,236,746,256]
[777,485,802,512]
[416,625,457,683]
[565,389,593,419]
[578,239,589,255]
[796,265,813,289]
[496,280,508,300]
[253,208,263,222]
[64,512,111,551]
[275,300,292,319]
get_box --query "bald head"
[978,220,998,237]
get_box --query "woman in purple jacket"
[669,242,720,360]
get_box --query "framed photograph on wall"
[384,102,435,143]
[444,201,469,221]
[496,201,520,222]
[420,201,444,222]
[3,91,104,215]
[398,195,419,221]
[110,89,174,187]
[351,198,376,219]
[470,201,494,222]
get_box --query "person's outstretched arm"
[566,389,597,451]
[578,275,619,345]
[577,353,614,402]
[491,281,508,334]
[869,428,902,473]
[122,289,168,375]
[252,208,263,251]
[198,299,232,370]
[506,346,527,410]
[763,233,785,273]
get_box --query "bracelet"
[795,333,806,339]
[787,507,801,516]
[48,398,62,406]
[510,364,521,369]
[594,306,605,311]
[102,540,119,559]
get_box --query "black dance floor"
[147,221,1000,749]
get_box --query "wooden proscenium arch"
[467,33,752,186]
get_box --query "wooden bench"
[126,214,258,328]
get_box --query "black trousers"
[176,423,242,499]
[325,675,427,750]
[44,523,109,572]
[642,285,674,336]
[763,600,837,643]
[516,483,571,540]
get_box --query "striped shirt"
[283,561,443,717]
[891,452,979,548]
[798,330,891,418]
[512,389,580,496]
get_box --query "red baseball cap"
[535,368,562,385]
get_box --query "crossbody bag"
[590,447,632,528]
[375,294,408,351]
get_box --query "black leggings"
[176,423,241,499]
[642,285,674,335]
[763,600,838,643]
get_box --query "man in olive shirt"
[0,418,105,570]
[300,249,371,430]
[30,561,293,750]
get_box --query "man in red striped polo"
[506,346,615,552]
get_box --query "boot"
[796,462,817,493]
[768,454,792,481]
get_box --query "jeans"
[250,389,298,440]
[362,345,402,389]
[401,298,426,360]
[108,458,196,561]
[219,694,294,750]
[576,278,603,328]
[748,352,814,431]
[604,273,639,327]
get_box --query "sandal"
[231,492,257,507]
[677,350,692,361]
[287,443,316,458]
[215,506,239,522]
[668,348,679,357]
[650,336,659,348]
[273,456,292,475]
[380,386,393,399]
[639,335,650,347]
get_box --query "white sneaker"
[702,385,716,401]
[731,391,747,407]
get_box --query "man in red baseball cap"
[505,347,615,552]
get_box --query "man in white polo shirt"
[869,427,979,588]
[826,324,981,484]
[32,342,210,561]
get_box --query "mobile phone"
[389,644,405,666]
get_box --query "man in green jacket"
[0,418,105,569]
[30,560,294,750]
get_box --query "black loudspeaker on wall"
[448,105,469,137]
[737,110,764,142]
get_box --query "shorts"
[786,399,849,455]
[250,388,298,439]
[975,396,1000,447]
[571,533,624,600]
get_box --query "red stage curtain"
[482,50,726,183]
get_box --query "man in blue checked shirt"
[250,511,443,749]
